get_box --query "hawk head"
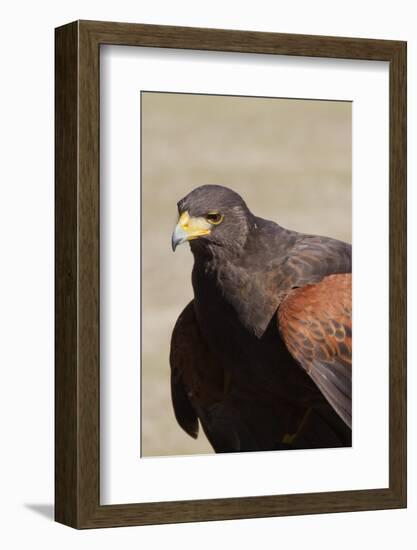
[172,185,253,252]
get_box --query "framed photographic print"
[55,20,407,528]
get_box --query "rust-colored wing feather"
[278,273,352,428]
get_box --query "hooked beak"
[171,211,211,251]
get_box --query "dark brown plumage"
[170,185,352,452]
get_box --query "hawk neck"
[191,219,296,338]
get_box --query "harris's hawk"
[170,185,352,452]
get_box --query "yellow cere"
[178,211,211,240]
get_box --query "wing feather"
[170,301,226,441]
[278,273,352,428]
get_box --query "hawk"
[170,184,351,452]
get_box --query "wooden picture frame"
[55,20,407,529]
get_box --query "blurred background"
[141,92,351,457]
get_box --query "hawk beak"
[171,211,211,251]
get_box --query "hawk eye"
[206,212,223,225]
